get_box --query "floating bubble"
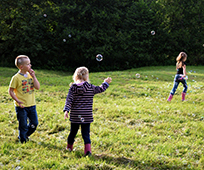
[151,30,155,35]
[43,14,47,18]
[15,166,21,170]
[24,73,28,78]
[184,76,188,80]
[81,117,84,122]
[78,115,81,118]
[63,39,66,42]
[96,54,103,62]
[135,73,140,78]
[68,34,72,38]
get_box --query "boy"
[8,55,40,143]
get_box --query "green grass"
[0,66,204,170]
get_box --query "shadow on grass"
[14,138,188,170]
[91,153,186,170]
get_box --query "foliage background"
[0,0,204,71]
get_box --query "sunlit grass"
[0,66,204,170]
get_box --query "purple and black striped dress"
[63,81,109,123]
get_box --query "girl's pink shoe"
[84,144,92,156]
[66,144,73,151]
[182,92,186,101]
[167,94,173,102]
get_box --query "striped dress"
[63,81,109,123]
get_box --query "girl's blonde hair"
[73,66,89,83]
[176,52,187,69]
[15,55,29,69]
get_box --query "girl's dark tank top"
[177,62,186,74]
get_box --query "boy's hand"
[64,111,69,120]
[29,68,40,90]
[28,69,35,78]
[104,77,112,84]
[17,101,24,108]
[8,88,24,108]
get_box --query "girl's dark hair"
[176,52,187,69]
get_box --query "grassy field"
[0,66,204,170]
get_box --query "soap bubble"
[15,166,21,170]
[43,14,47,18]
[151,30,155,35]
[96,54,103,62]
[63,39,66,42]
[135,73,140,78]
[81,117,84,122]
[68,34,72,38]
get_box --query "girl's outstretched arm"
[104,77,112,84]
[93,77,112,94]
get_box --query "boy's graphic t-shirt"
[9,72,36,107]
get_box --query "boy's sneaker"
[26,137,30,142]
[18,136,28,143]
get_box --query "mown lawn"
[0,66,203,170]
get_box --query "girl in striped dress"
[63,66,112,156]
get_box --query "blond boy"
[9,55,40,143]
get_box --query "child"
[8,55,40,143]
[167,52,188,101]
[63,66,112,156]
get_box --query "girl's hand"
[64,111,69,120]
[104,77,112,84]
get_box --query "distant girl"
[63,66,112,156]
[167,52,188,101]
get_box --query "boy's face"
[20,58,31,72]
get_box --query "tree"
[157,0,204,65]
[1,0,203,71]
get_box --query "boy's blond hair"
[15,55,29,69]
[73,67,89,83]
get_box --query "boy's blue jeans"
[68,123,91,145]
[15,105,38,143]
[170,74,188,95]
